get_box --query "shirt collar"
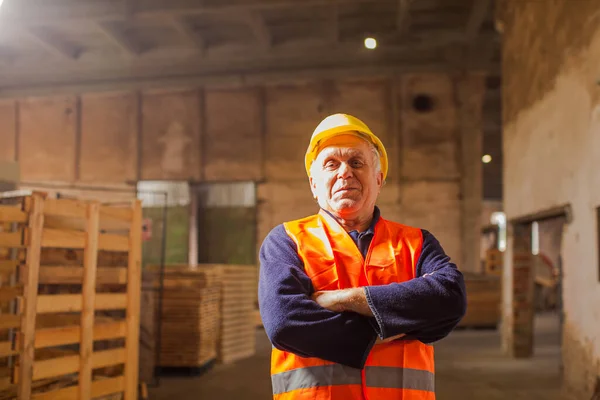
[320,206,381,235]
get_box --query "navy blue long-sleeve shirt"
[258,207,466,369]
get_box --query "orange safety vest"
[271,210,435,400]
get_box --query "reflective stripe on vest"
[274,210,435,400]
[272,365,434,395]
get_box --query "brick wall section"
[500,0,600,395]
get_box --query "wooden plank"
[38,266,127,285]
[33,348,126,381]
[0,205,27,223]
[41,228,85,249]
[0,314,21,330]
[32,376,125,400]
[0,231,24,247]
[0,260,18,276]
[36,293,127,313]
[0,341,16,357]
[0,285,23,302]
[80,202,100,400]
[98,233,129,251]
[43,198,86,219]
[18,194,44,400]
[125,200,142,400]
[35,321,126,349]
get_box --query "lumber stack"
[458,272,501,328]
[0,192,142,400]
[218,265,257,364]
[144,265,222,370]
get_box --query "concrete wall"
[499,0,600,395]
[0,74,485,272]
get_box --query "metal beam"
[96,22,145,56]
[26,27,83,60]
[465,0,491,41]
[171,17,206,55]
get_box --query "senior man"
[258,113,467,400]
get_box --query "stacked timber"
[144,265,222,371]
[0,192,142,400]
[218,265,257,364]
[458,272,501,328]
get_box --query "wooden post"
[17,194,44,399]
[125,200,142,400]
[79,201,100,400]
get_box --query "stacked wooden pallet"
[0,192,142,400]
[218,265,257,364]
[458,272,501,328]
[144,265,222,371]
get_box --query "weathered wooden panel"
[0,100,16,162]
[265,84,324,179]
[141,90,201,180]
[80,92,137,183]
[19,96,76,181]
[204,89,262,181]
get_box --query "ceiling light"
[364,37,377,50]
[482,154,492,164]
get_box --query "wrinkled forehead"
[315,134,371,161]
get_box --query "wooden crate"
[0,193,142,400]
[218,265,257,364]
[142,265,222,371]
[458,272,501,328]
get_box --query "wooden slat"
[38,266,128,285]
[33,348,126,381]
[0,231,24,247]
[100,205,133,222]
[36,293,127,313]
[80,202,99,400]
[41,228,85,249]
[18,194,44,400]
[35,321,127,348]
[0,340,17,357]
[32,375,125,400]
[43,198,86,219]
[0,314,21,330]
[125,200,141,400]
[0,285,23,302]
[0,260,19,276]
[98,233,129,251]
[0,205,28,223]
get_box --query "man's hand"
[311,288,374,317]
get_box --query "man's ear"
[309,176,317,199]
[376,171,384,189]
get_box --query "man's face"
[309,134,383,217]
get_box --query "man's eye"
[350,160,364,168]
[325,161,338,169]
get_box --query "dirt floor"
[148,312,576,399]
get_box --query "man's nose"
[337,162,353,179]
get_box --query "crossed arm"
[258,225,467,369]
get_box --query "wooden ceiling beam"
[243,11,272,50]
[96,22,145,56]
[396,0,413,37]
[465,0,491,41]
[0,0,396,25]
[26,27,83,60]
[171,17,206,56]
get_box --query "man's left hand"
[311,288,374,317]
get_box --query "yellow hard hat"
[305,113,388,179]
